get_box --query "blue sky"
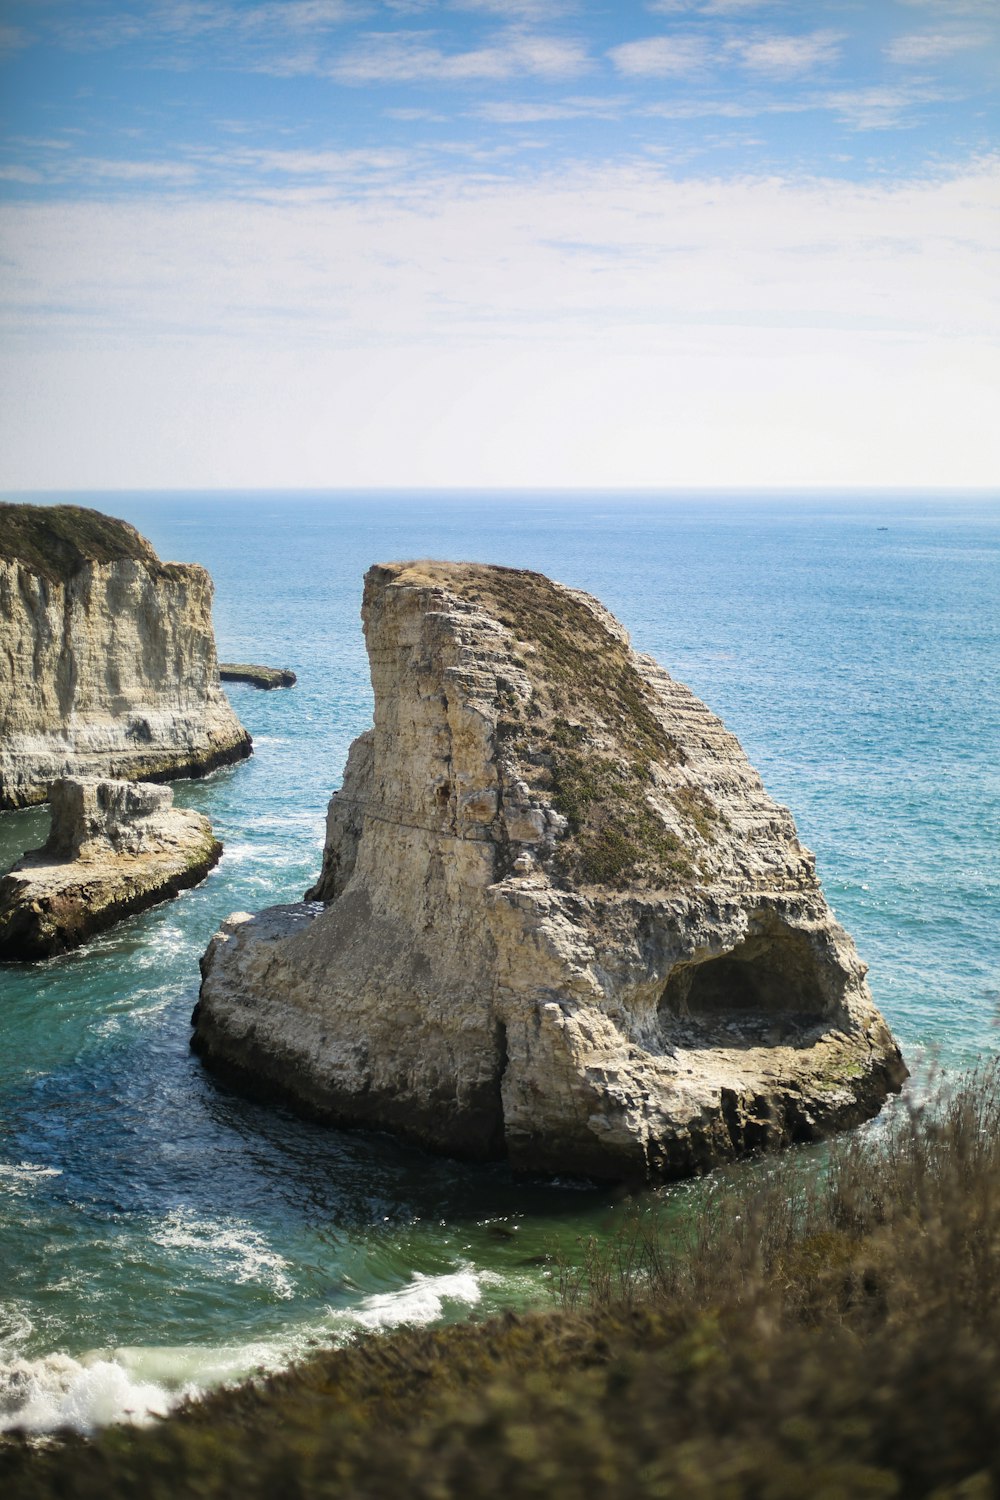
[1,0,998,488]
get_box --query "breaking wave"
[0,1266,488,1436]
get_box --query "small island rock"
[194,562,906,1181]
[0,777,222,961]
[220,664,297,690]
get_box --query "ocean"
[1,490,997,1434]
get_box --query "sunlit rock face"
[195,561,905,1182]
[0,502,251,810]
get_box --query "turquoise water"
[1,491,998,1431]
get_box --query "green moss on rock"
[0,502,165,582]
[449,565,715,891]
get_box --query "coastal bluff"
[0,503,251,809]
[195,561,906,1181]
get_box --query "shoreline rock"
[0,777,222,962]
[220,664,297,689]
[0,503,252,810]
[195,561,906,1181]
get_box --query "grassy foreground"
[6,1064,1000,1498]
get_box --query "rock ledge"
[0,777,221,961]
[195,562,906,1181]
[220,664,297,689]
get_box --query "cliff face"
[0,504,251,809]
[195,561,905,1181]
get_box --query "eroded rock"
[0,503,252,809]
[0,776,222,961]
[195,562,906,1181]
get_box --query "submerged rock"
[220,664,297,689]
[195,562,906,1181]
[0,776,222,961]
[0,503,252,809]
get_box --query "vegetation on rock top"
[0,503,168,582]
[453,564,720,890]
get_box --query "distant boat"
[877,526,889,531]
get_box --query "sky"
[0,0,998,491]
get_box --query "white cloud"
[203,146,413,177]
[50,0,359,50]
[731,30,842,76]
[641,95,805,120]
[330,28,589,82]
[886,30,985,65]
[456,0,575,18]
[608,34,710,77]
[477,96,621,123]
[819,83,946,131]
[0,23,32,57]
[898,0,996,11]
[0,165,44,183]
[1,157,997,488]
[648,0,773,11]
[80,158,199,180]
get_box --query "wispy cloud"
[203,145,413,178]
[648,0,774,11]
[608,34,710,77]
[0,22,32,57]
[821,84,948,132]
[898,0,997,12]
[731,30,842,77]
[3,157,997,488]
[477,96,622,124]
[456,0,576,18]
[886,31,985,66]
[81,157,199,181]
[50,0,359,51]
[0,164,44,183]
[330,28,589,83]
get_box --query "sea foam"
[0,1266,488,1436]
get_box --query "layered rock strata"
[0,776,221,961]
[0,503,251,809]
[195,562,906,1181]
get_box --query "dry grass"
[6,1062,1000,1497]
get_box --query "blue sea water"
[1,490,997,1433]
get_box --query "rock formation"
[220,664,297,689]
[195,562,906,1181]
[0,776,221,961]
[0,503,251,810]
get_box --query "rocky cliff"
[0,776,221,960]
[195,562,905,1181]
[0,504,251,809]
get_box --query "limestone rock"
[0,776,222,961]
[195,562,906,1181]
[0,503,252,809]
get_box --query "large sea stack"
[195,562,906,1181]
[0,504,251,809]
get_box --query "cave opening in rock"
[660,921,832,1020]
